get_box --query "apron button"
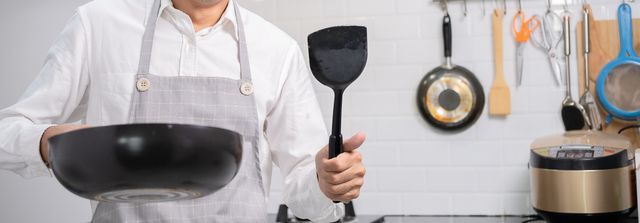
[240,82,254,96]
[136,78,151,92]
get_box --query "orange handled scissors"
[513,11,541,87]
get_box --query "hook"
[564,0,569,12]
[482,0,486,16]
[492,0,506,15]
[546,0,552,12]
[440,0,449,15]
[503,0,507,15]
[463,0,468,16]
[517,0,522,12]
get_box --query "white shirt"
[0,0,344,221]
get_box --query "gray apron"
[91,0,266,222]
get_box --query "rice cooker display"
[533,145,614,159]
[556,150,594,158]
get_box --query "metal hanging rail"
[432,0,635,16]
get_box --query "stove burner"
[95,188,200,203]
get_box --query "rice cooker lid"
[529,131,633,170]
[530,130,632,149]
[530,145,629,170]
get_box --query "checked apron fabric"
[91,0,267,222]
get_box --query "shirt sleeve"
[266,42,345,222]
[0,10,90,179]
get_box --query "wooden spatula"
[489,9,511,116]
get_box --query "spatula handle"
[329,89,344,160]
[563,15,572,98]
[329,135,342,204]
[330,90,344,204]
[329,134,343,159]
[492,9,505,83]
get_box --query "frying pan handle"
[443,14,452,58]
[618,3,636,58]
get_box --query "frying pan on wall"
[48,124,242,203]
[417,14,485,131]
[596,3,640,122]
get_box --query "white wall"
[0,0,637,222]
[0,1,94,222]
[251,0,640,217]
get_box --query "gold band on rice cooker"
[424,76,475,123]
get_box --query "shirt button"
[136,78,151,92]
[240,82,254,96]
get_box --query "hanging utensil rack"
[432,0,635,16]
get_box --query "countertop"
[270,215,639,223]
[372,215,639,223]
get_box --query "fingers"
[315,132,367,202]
[40,124,91,165]
[60,124,91,133]
[320,177,364,201]
[342,132,366,153]
[318,162,366,185]
[322,150,363,172]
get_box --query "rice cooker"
[529,130,636,223]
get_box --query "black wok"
[48,124,242,203]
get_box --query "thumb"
[342,132,366,152]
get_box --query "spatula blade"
[308,26,368,89]
[489,84,511,116]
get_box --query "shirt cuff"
[306,167,345,223]
[19,124,54,178]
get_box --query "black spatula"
[308,26,367,163]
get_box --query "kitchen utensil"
[580,4,603,131]
[489,9,511,116]
[417,14,485,131]
[596,3,640,123]
[513,10,541,87]
[561,14,591,131]
[529,130,636,223]
[308,26,367,162]
[531,6,564,86]
[575,8,640,149]
[48,124,242,203]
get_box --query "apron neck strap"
[137,0,252,82]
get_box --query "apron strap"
[137,0,162,75]
[136,0,253,82]
[233,0,252,83]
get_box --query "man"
[0,0,366,222]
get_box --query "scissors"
[513,11,541,87]
[531,9,564,86]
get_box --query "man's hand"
[315,132,366,202]
[40,124,90,165]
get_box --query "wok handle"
[443,14,452,58]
